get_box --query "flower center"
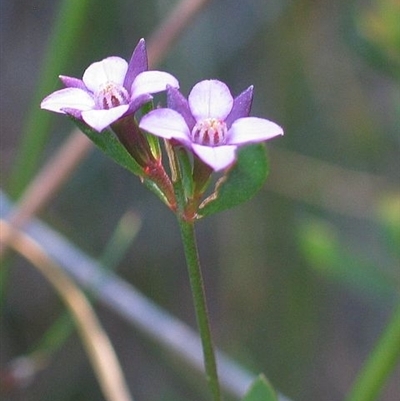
[95,82,130,110]
[191,118,227,146]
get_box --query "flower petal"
[191,144,237,171]
[225,85,253,128]
[59,75,87,90]
[167,86,196,130]
[188,80,233,121]
[61,108,83,119]
[126,93,153,115]
[81,105,129,132]
[139,108,190,142]
[227,117,284,145]
[83,57,128,92]
[131,71,179,99]
[123,38,148,90]
[40,88,95,113]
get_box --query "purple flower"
[139,80,283,171]
[40,39,179,132]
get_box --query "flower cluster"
[41,38,283,173]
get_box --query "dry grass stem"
[7,130,92,228]
[147,0,211,68]
[0,131,92,257]
[0,220,134,401]
[267,147,393,221]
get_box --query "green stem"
[177,218,222,401]
[345,303,400,401]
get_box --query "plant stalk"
[177,218,222,401]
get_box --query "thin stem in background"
[28,210,141,369]
[147,0,211,67]
[267,147,393,222]
[0,220,134,401]
[178,218,222,401]
[0,131,92,303]
[5,131,91,232]
[345,303,400,401]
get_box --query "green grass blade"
[346,304,400,401]
[9,0,92,198]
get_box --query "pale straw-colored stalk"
[0,220,134,401]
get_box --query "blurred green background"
[1,0,399,400]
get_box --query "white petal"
[188,80,233,121]
[228,117,283,145]
[139,109,190,142]
[131,71,179,99]
[82,57,128,92]
[191,144,237,171]
[41,88,95,113]
[81,105,129,132]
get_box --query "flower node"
[95,82,130,110]
[191,118,227,146]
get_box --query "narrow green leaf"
[71,118,143,176]
[377,193,400,259]
[347,0,400,80]
[242,374,278,401]
[9,0,93,197]
[138,101,163,161]
[345,304,400,401]
[198,144,269,218]
[177,148,194,199]
[145,132,162,161]
[298,219,400,300]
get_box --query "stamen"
[95,82,130,110]
[191,118,227,146]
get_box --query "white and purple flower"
[139,80,283,171]
[41,39,179,132]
